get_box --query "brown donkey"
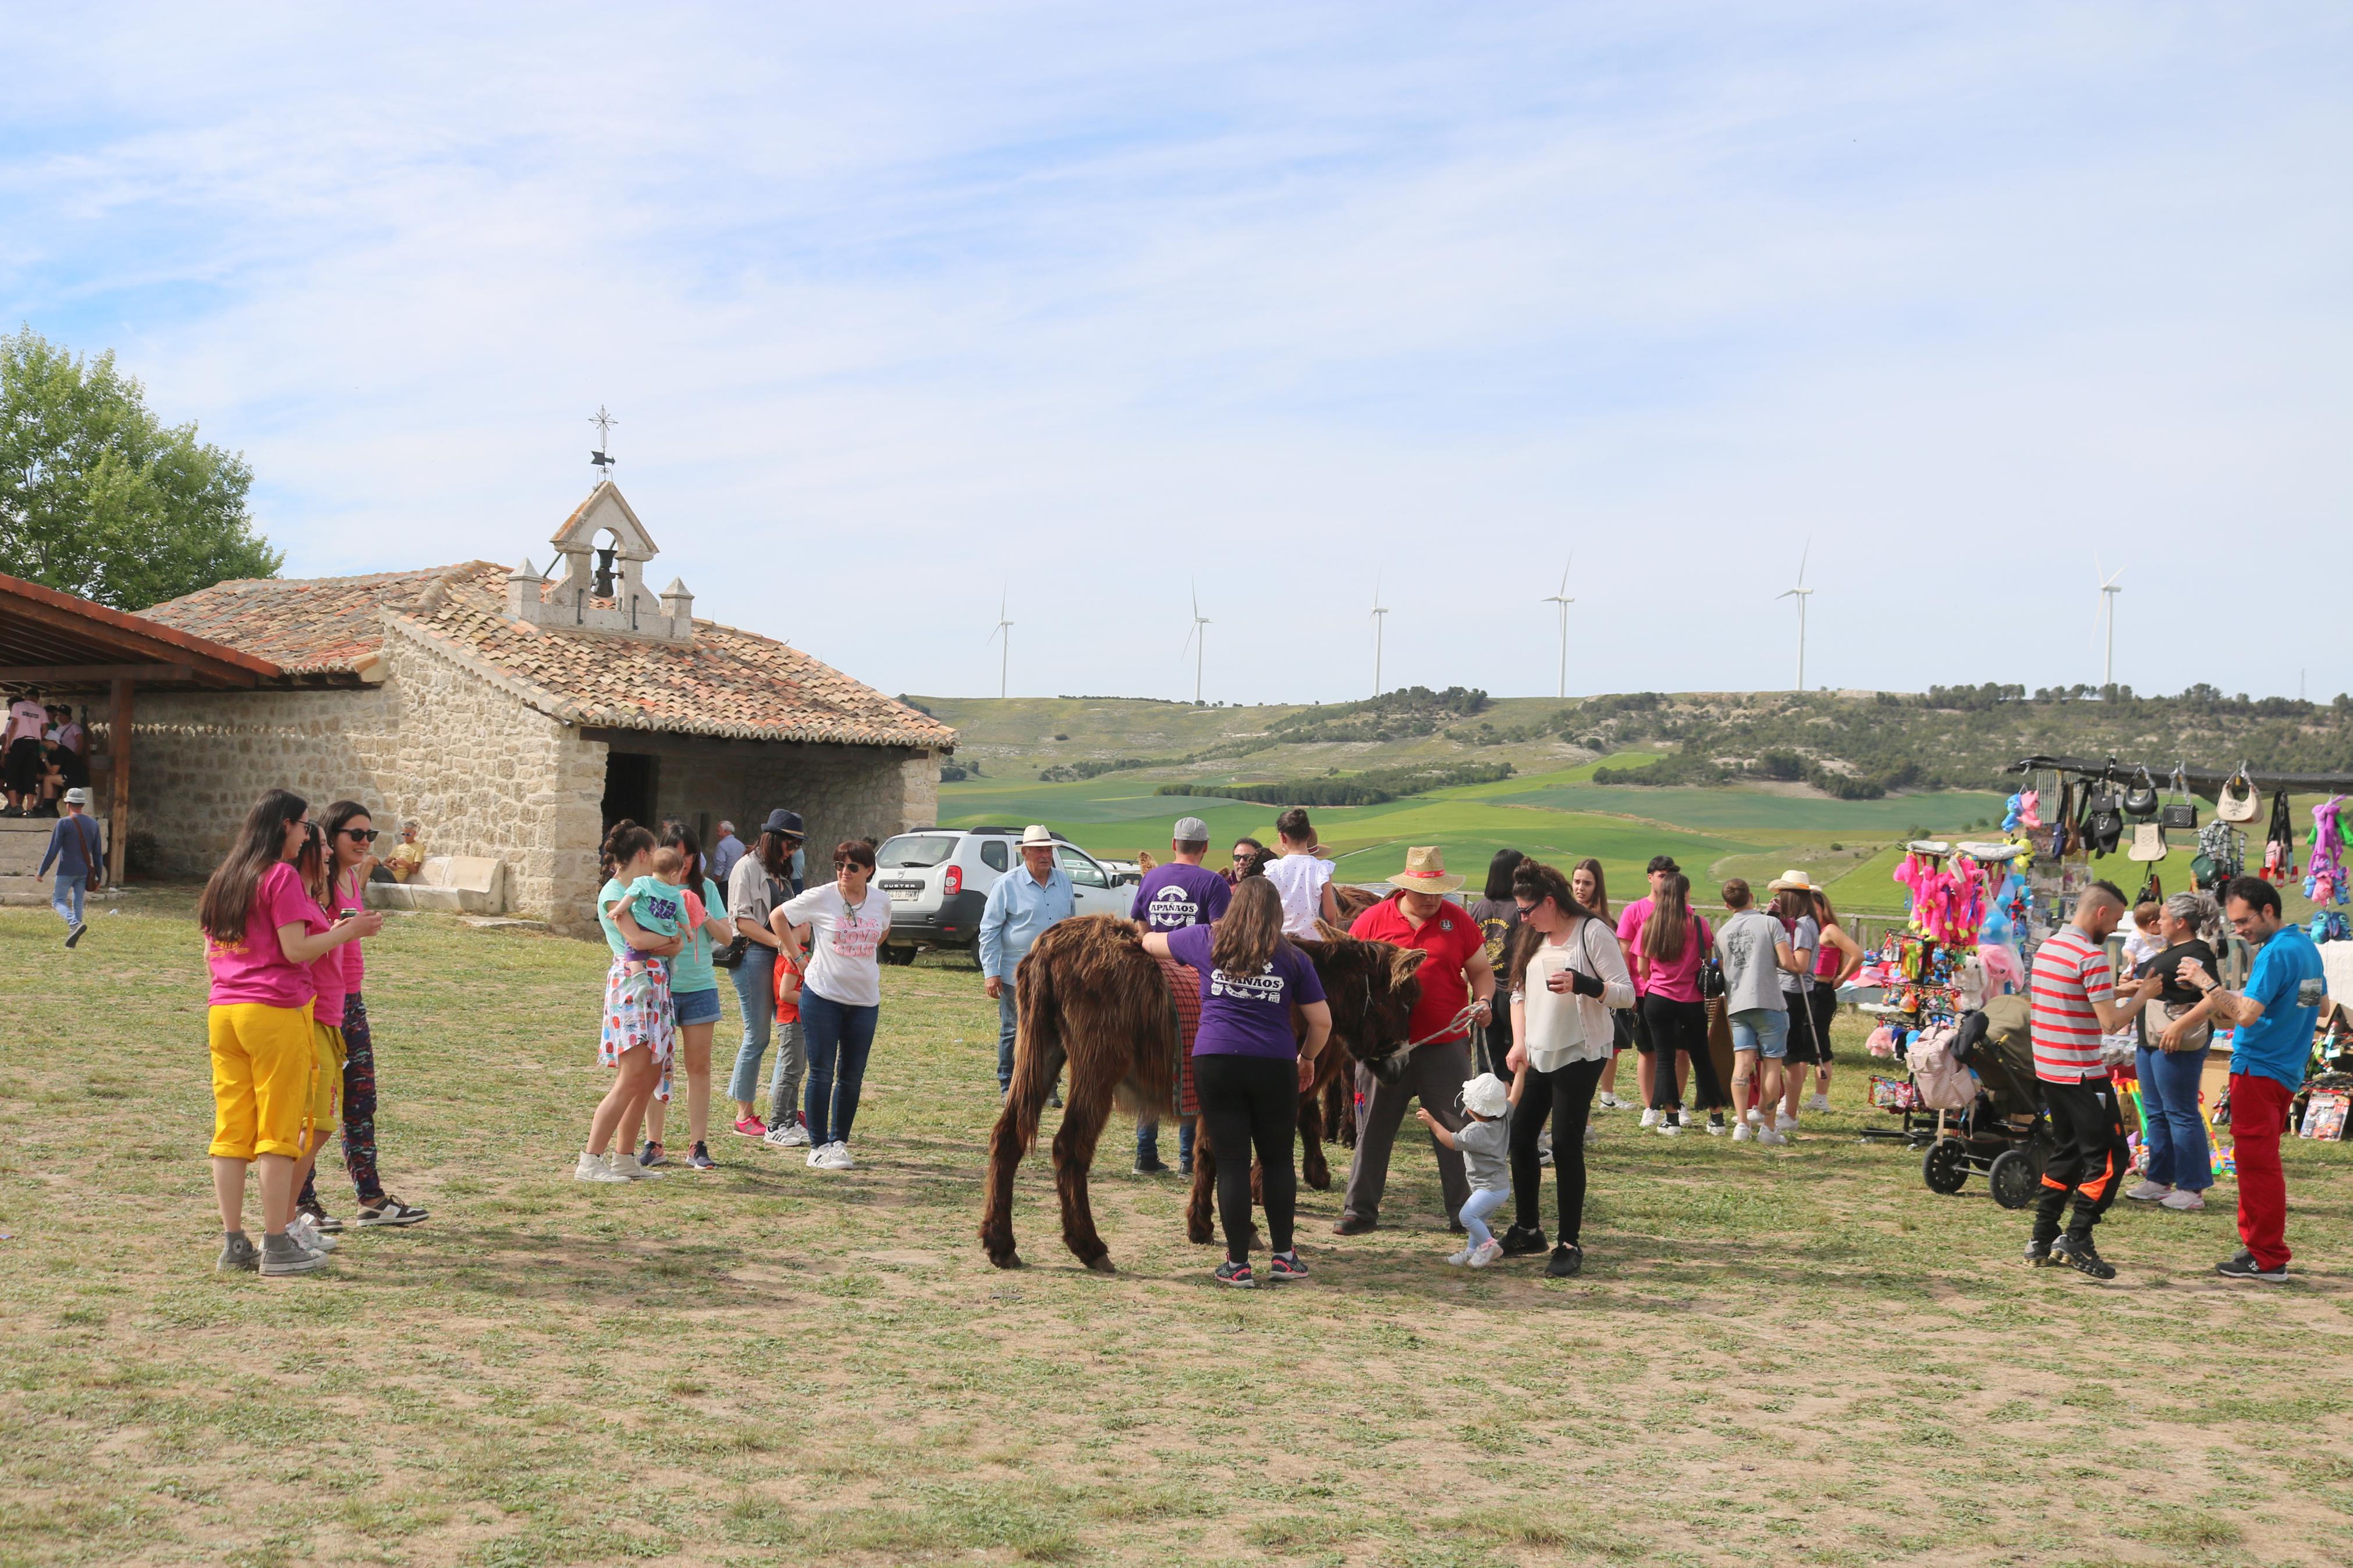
[979,913,1422,1271]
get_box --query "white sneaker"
[1598,1092,1628,1111]
[609,1150,662,1181]
[1640,1108,1662,1128]
[766,1119,812,1149]
[1446,1244,1475,1265]
[1804,1093,1831,1114]
[1584,1121,1600,1146]
[1731,1122,1754,1143]
[1745,1107,1764,1125]
[2125,1179,2174,1203]
[805,1144,827,1168]
[1757,1128,1788,1147]
[288,1214,339,1252]
[575,1150,628,1183]
[1656,1121,1683,1137]
[818,1142,856,1170]
[2160,1189,2206,1211]
[1775,1112,1800,1133]
[1465,1238,1503,1268]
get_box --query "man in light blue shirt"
[708,821,746,886]
[979,824,1075,1091]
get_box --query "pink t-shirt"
[207,862,323,1009]
[5,700,46,746]
[333,868,367,995]
[308,890,348,1023]
[1616,897,1710,1002]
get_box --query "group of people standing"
[3,691,88,819]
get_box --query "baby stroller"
[1903,995,2055,1208]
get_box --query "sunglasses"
[343,827,379,842]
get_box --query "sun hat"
[1389,845,1465,894]
[1019,824,1056,849]
[1766,869,1818,893]
[62,787,91,806]
[1460,1072,1511,1119]
[761,809,807,840]
[1645,854,1681,874]
[1172,816,1211,842]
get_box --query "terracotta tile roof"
[141,564,956,750]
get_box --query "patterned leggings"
[298,993,385,1207]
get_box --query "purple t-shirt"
[1166,923,1326,1059]
[1130,862,1233,931]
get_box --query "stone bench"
[366,854,507,915]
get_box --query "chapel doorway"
[601,752,658,834]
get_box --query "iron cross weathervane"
[589,406,619,478]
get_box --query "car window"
[979,840,1009,872]
[878,835,957,869]
[1056,844,1107,888]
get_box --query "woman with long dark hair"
[1467,849,1526,1080]
[640,821,736,1171]
[1499,859,1634,1276]
[1634,873,1725,1133]
[576,820,685,1183]
[778,839,893,1169]
[1144,875,1331,1286]
[200,789,379,1275]
[1801,887,1863,1114]
[1764,877,1820,1133]
[294,801,428,1231]
[1573,857,1634,1110]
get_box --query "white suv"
[874,827,1139,961]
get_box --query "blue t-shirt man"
[2230,921,2325,1091]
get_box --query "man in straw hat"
[1334,846,1496,1236]
[1765,870,1825,1132]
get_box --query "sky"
[4,4,2349,705]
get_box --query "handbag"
[2217,764,2260,824]
[713,933,750,970]
[2146,996,2212,1054]
[2128,822,2168,862]
[1698,916,1727,1001]
[2160,766,2198,831]
[2122,766,2160,820]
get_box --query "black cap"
[1645,855,1681,874]
[762,809,807,840]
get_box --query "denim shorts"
[1729,1007,1789,1059]
[673,986,725,1027]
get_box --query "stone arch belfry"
[506,480,693,641]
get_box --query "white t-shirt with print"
[1262,854,1334,938]
[782,881,889,1008]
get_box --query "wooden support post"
[108,677,132,886]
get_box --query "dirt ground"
[2,892,2349,1567]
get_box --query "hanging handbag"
[2160,765,2198,831]
[2122,766,2160,820]
[2128,822,2167,862]
[2217,764,2260,824]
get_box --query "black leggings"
[1194,1053,1297,1263]
[1639,994,1724,1110]
[1510,1055,1607,1245]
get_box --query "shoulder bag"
[2159,765,2198,831]
[2122,766,2160,820]
[2217,763,2260,824]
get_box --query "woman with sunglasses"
[294,802,430,1232]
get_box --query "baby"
[1417,1069,1525,1267]
[620,847,692,980]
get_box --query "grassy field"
[5,894,2352,1567]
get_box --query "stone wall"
[606,732,941,869]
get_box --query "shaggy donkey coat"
[980,912,1422,1271]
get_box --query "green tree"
[0,327,281,610]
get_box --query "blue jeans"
[801,989,879,1147]
[2136,1044,2212,1191]
[51,872,85,927]
[996,985,1020,1090]
[726,947,800,1110]
[1460,1185,1510,1249]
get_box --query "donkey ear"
[1392,948,1429,980]
[1314,918,1352,945]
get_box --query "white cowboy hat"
[1389,845,1465,895]
[1018,824,1056,849]
[1766,869,1818,893]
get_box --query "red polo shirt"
[1350,893,1484,1045]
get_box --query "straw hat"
[1766,869,1818,893]
[1388,845,1465,895]
[1019,824,1056,849]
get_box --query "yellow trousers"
[207,1001,316,1161]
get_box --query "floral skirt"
[599,957,676,1101]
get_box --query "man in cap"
[34,785,103,947]
[728,809,808,1144]
[980,825,1076,1094]
[1128,816,1233,1174]
[1335,846,1495,1235]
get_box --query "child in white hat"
[1418,1069,1524,1266]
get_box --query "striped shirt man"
[2029,925,2113,1082]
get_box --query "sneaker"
[1597,1091,1628,1110]
[1706,1112,1727,1136]
[1804,1093,1830,1114]
[816,1142,856,1170]
[2125,1180,2174,1203]
[216,1233,259,1273]
[1656,1120,1683,1137]
[1446,1244,1474,1266]
[636,1140,666,1169]
[354,1196,430,1226]
[1465,1238,1504,1268]
[297,1199,343,1234]
[2024,1237,2052,1266]
[609,1151,661,1181]
[1731,1122,1754,1143]
[1775,1112,1799,1133]
[575,1150,627,1183]
[1584,1121,1599,1146]
[1500,1223,1549,1256]
[258,1233,328,1277]
[1546,1243,1583,1278]
[2159,1189,2205,1212]
[1332,1214,1377,1236]
[1133,1154,1170,1175]
[686,1142,717,1171]
[287,1214,339,1253]
[805,1145,828,1168]
[1756,1128,1787,1147]
[1215,1259,1256,1288]
[764,1120,811,1150]
[731,1115,769,1140]
[1639,1108,1662,1129]
[65,922,87,949]
[2049,1235,2116,1281]
[2214,1250,2287,1283]
[1266,1250,1308,1282]
[1745,1107,1764,1125]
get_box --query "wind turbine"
[1180,582,1210,705]
[2096,557,2124,693]
[1541,557,1574,700]
[1775,541,1815,692]
[986,588,1013,700]
[1369,574,1390,697]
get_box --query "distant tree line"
[1162,759,1514,808]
